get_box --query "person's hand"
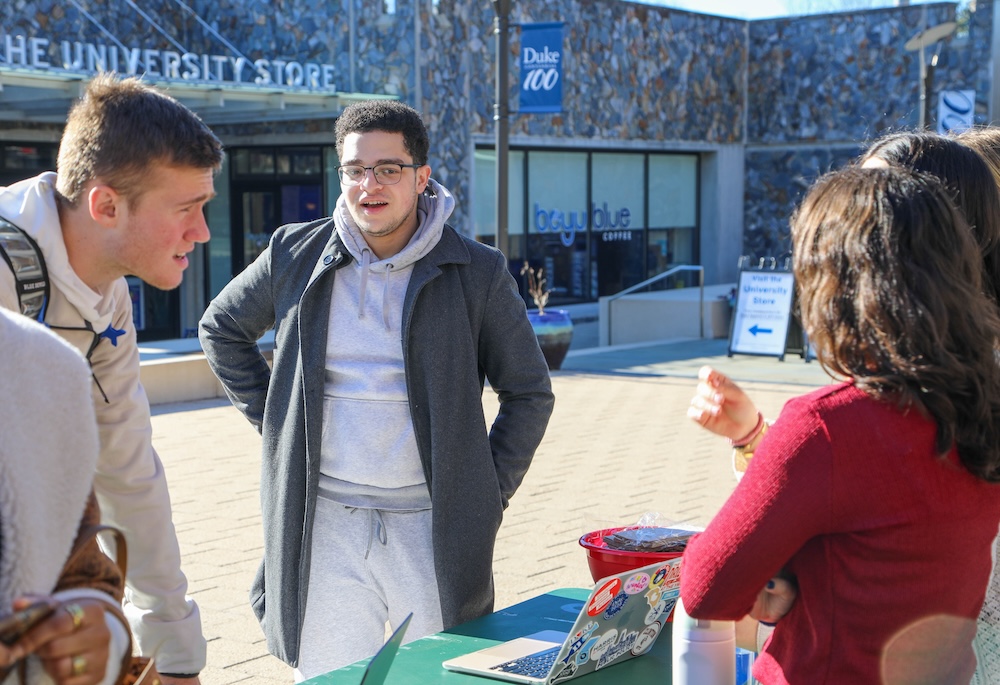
[160,675,201,685]
[687,366,761,441]
[749,577,797,625]
[8,598,112,685]
[0,641,21,674]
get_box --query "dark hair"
[860,131,1000,303]
[792,166,1000,481]
[956,126,1000,192]
[334,99,429,166]
[56,73,224,208]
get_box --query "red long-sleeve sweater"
[681,382,1000,684]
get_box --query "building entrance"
[228,147,326,274]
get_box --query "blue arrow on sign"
[749,324,773,336]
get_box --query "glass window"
[592,228,645,296]
[474,150,493,241]
[231,149,277,176]
[241,191,277,267]
[4,145,56,170]
[527,151,587,240]
[281,185,323,225]
[292,149,322,175]
[276,151,292,175]
[473,149,524,251]
[472,147,700,303]
[528,151,588,300]
[647,228,698,283]
[670,227,695,266]
[590,152,646,296]
[591,152,645,230]
[207,154,232,298]
[233,147,323,179]
[231,149,249,175]
[649,154,697,228]
[324,147,342,212]
[250,150,275,175]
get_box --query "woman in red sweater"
[679,166,1000,684]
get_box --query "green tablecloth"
[306,588,673,684]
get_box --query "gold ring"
[71,655,87,677]
[64,603,85,630]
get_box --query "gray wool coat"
[199,218,554,667]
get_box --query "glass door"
[228,146,326,275]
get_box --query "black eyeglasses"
[336,163,422,186]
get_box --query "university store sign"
[1,32,337,91]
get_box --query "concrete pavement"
[149,339,833,685]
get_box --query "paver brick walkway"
[150,343,830,684]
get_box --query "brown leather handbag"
[58,492,163,685]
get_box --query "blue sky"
[635,1,937,21]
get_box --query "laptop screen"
[360,613,412,685]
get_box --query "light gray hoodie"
[318,179,456,509]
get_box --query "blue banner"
[519,23,563,114]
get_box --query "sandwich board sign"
[728,268,795,360]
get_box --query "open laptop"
[359,613,412,685]
[443,557,681,684]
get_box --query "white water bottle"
[671,596,736,685]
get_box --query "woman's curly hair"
[793,166,1000,481]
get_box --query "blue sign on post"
[519,22,563,114]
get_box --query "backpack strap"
[0,216,49,322]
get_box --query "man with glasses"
[200,99,554,678]
[0,73,223,685]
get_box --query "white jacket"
[0,174,206,675]
[0,308,130,685]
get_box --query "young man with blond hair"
[0,73,224,684]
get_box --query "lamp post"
[904,20,957,130]
[492,0,511,260]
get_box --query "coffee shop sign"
[535,202,631,247]
[1,33,337,90]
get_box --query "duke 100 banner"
[519,23,563,114]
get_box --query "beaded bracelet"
[730,412,765,448]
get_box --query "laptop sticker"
[595,630,639,669]
[586,577,621,616]
[623,571,650,595]
[630,621,661,656]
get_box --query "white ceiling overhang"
[0,67,393,126]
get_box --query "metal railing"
[602,265,705,346]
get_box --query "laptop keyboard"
[490,646,560,678]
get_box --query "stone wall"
[743,146,860,257]
[2,0,995,252]
[462,0,747,143]
[743,1,992,257]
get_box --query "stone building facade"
[0,0,988,338]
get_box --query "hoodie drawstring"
[382,264,393,329]
[355,249,393,331]
[348,507,388,560]
[357,248,371,318]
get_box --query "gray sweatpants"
[293,496,444,680]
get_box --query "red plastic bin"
[579,526,686,620]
